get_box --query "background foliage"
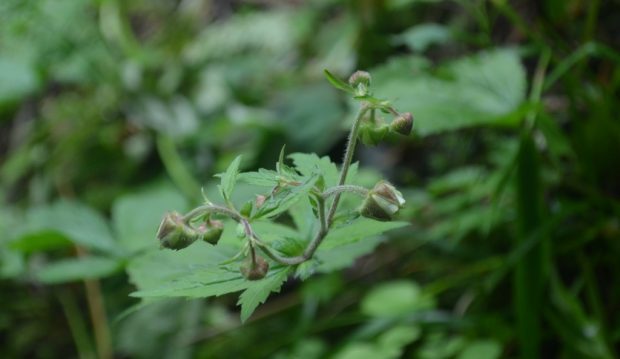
[1,0,620,358]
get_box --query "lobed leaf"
[216,155,242,203]
[237,267,291,322]
[323,69,354,94]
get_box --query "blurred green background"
[1,0,620,358]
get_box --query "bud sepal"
[157,212,200,250]
[390,112,413,136]
[240,255,269,280]
[359,181,406,221]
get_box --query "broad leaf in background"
[393,23,452,52]
[35,256,122,284]
[112,186,188,253]
[361,280,435,317]
[10,200,119,255]
[372,48,527,135]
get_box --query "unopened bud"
[348,70,371,97]
[156,212,199,250]
[255,195,266,209]
[201,219,224,245]
[359,123,389,146]
[348,70,371,87]
[359,181,405,221]
[240,255,269,280]
[390,112,413,136]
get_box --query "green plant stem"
[326,104,369,225]
[322,185,369,199]
[184,104,371,267]
[182,204,243,222]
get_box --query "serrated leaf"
[315,236,383,273]
[238,168,279,187]
[324,69,354,94]
[289,198,318,240]
[127,242,241,297]
[372,48,526,136]
[216,155,242,203]
[321,218,409,249]
[289,152,340,187]
[238,267,290,322]
[253,175,318,220]
[36,256,122,284]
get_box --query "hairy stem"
[183,204,243,222]
[322,185,369,199]
[326,105,369,225]
[186,105,369,266]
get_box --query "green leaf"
[216,155,242,203]
[393,23,452,52]
[128,243,247,298]
[315,236,383,273]
[112,186,188,254]
[11,200,119,255]
[457,340,502,359]
[372,48,526,136]
[0,56,40,106]
[361,280,435,317]
[237,267,290,322]
[323,69,354,94]
[321,218,409,249]
[253,175,318,220]
[35,256,122,284]
[238,168,279,187]
[289,152,340,187]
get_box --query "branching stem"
[183,103,370,266]
[322,185,369,199]
[326,105,369,225]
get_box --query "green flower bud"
[156,212,199,250]
[359,181,405,221]
[348,70,371,87]
[201,219,224,245]
[236,222,247,239]
[359,123,389,146]
[390,112,413,136]
[240,255,269,280]
[348,70,371,97]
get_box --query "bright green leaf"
[237,267,290,322]
[323,69,354,94]
[458,340,502,359]
[321,218,409,249]
[216,155,242,203]
[372,48,526,135]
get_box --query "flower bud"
[201,219,224,245]
[359,181,405,221]
[236,222,247,239]
[240,255,269,280]
[359,123,389,146]
[349,70,371,97]
[255,195,266,209]
[348,70,371,87]
[390,112,413,136]
[157,212,199,250]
